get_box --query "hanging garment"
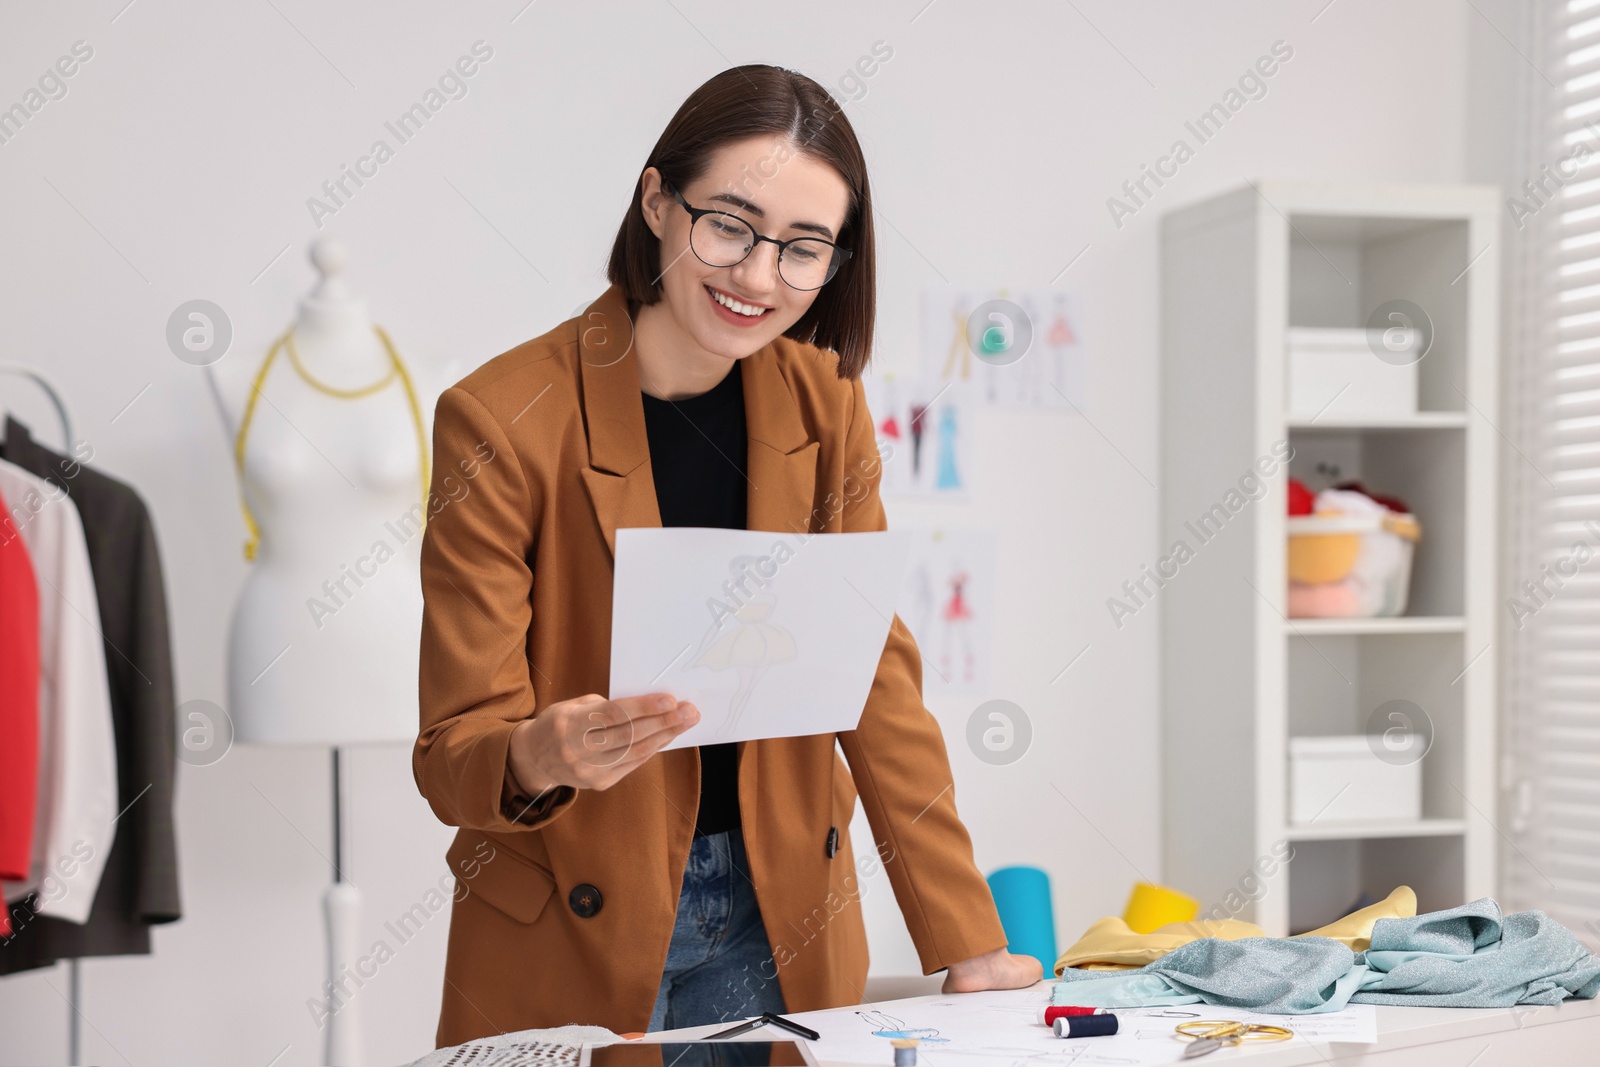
[0,484,42,925]
[1051,897,1600,1012]
[0,457,117,926]
[0,417,181,972]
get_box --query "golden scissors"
[1175,1020,1294,1058]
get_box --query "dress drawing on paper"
[690,555,798,739]
[940,567,976,684]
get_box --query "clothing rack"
[0,364,83,1066]
[0,363,75,451]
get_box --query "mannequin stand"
[325,746,363,1066]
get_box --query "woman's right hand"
[506,693,700,795]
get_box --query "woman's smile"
[704,283,774,326]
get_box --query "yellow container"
[1122,881,1200,934]
[1287,527,1363,584]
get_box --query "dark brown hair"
[607,64,876,380]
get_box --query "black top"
[640,358,746,837]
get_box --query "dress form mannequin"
[205,238,438,1067]
[207,238,426,745]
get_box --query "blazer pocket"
[446,831,557,925]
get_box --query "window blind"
[1506,0,1600,949]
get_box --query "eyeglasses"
[665,182,852,291]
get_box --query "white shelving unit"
[1158,181,1499,936]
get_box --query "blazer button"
[569,883,603,918]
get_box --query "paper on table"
[609,527,912,750]
[771,985,1378,1066]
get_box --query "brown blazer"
[414,282,1007,1047]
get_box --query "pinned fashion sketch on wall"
[863,372,972,498]
[920,286,1087,410]
[895,527,996,695]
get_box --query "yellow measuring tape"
[233,324,430,561]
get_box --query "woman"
[415,63,1040,1048]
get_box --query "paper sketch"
[921,286,1087,410]
[862,372,973,498]
[609,527,912,749]
[897,527,997,694]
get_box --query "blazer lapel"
[740,345,819,537]
[578,284,660,556]
[576,283,821,557]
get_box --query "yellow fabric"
[1056,917,1268,973]
[1122,882,1200,934]
[1301,885,1417,952]
[1053,886,1418,976]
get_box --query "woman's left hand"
[941,946,1044,994]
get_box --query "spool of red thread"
[1053,1014,1118,1039]
[1039,1006,1106,1025]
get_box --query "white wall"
[0,1,1516,1063]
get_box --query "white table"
[643,985,1600,1065]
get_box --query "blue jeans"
[648,827,787,1031]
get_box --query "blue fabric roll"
[987,866,1056,975]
